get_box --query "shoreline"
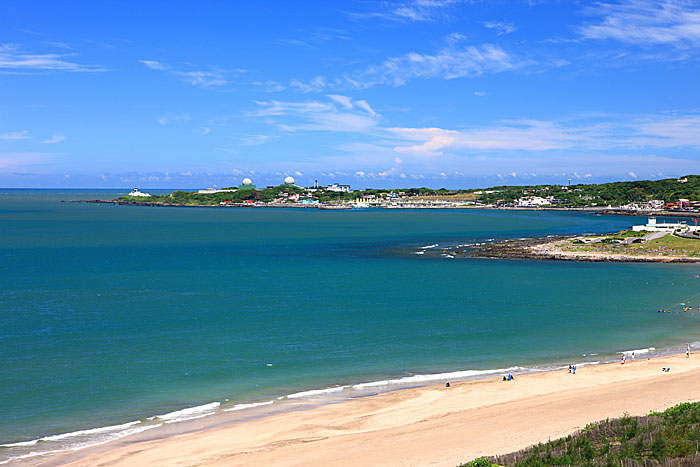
[73,199,698,217]
[460,235,700,263]
[21,348,700,467]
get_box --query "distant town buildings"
[326,183,351,192]
[517,196,551,207]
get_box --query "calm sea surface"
[2,189,700,462]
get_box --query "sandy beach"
[33,352,700,467]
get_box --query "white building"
[632,217,687,232]
[517,196,551,207]
[198,185,237,194]
[327,183,351,192]
[127,187,151,197]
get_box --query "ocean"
[2,189,699,464]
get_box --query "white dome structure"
[242,178,253,186]
[284,176,295,185]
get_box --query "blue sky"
[1,0,700,189]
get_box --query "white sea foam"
[286,386,349,399]
[40,420,142,442]
[0,439,39,448]
[351,367,524,391]
[352,380,390,389]
[621,347,656,356]
[0,423,161,465]
[156,402,220,423]
[420,244,438,249]
[223,400,274,412]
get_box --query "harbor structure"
[632,217,689,232]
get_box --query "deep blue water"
[2,189,700,462]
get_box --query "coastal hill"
[113,175,700,210]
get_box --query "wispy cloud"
[139,59,244,88]
[157,113,191,126]
[355,0,463,23]
[483,21,517,35]
[0,152,56,169]
[251,80,287,92]
[139,59,166,70]
[288,42,522,92]
[176,71,227,87]
[42,134,66,144]
[580,0,700,46]
[362,43,520,87]
[0,44,103,73]
[240,134,274,146]
[250,96,380,133]
[386,113,700,156]
[0,130,30,142]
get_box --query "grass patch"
[461,402,700,467]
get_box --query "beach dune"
[44,353,700,467]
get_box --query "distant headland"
[87,174,700,217]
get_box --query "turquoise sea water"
[2,190,700,462]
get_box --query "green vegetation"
[475,174,700,207]
[115,175,700,208]
[461,402,700,467]
[558,230,700,258]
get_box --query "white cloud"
[158,113,191,125]
[42,134,66,144]
[251,96,379,133]
[474,91,486,96]
[177,71,227,87]
[355,171,365,177]
[580,0,700,46]
[198,127,212,135]
[362,0,462,23]
[139,59,243,88]
[139,59,166,70]
[628,171,638,178]
[290,76,327,93]
[387,113,700,156]
[0,130,29,142]
[327,94,353,109]
[251,80,287,92]
[0,44,103,72]
[360,43,520,87]
[483,21,517,35]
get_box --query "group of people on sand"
[567,365,577,374]
[502,373,514,381]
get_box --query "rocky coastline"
[457,235,700,263]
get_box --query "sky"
[1,0,700,189]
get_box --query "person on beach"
[687,344,690,358]
[573,365,576,374]
[445,382,450,388]
[621,354,626,364]
[568,365,572,373]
